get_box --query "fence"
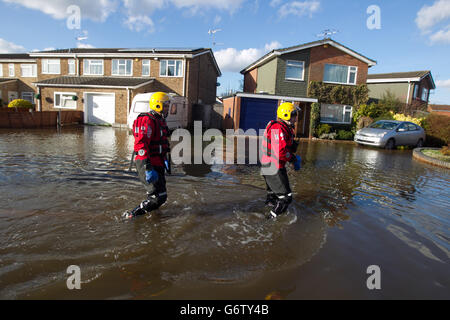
[0,110,83,128]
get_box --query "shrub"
[8,99,33,109]
[423,114,450,147]
[317,124,332,137]
[441,145,450,156]
[310,102,321,137]
[390,112,426,127]
[337,130,354,140]
[378,90,401,113]
[353,103,387,124]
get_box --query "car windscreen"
[369,122,398,130]
[133,101,149,113]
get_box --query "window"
[21,92,35,104]
[421,88,429,101]
[83,59,104,75]
[285,60,305,81]
[54,92,77,109]
[42,59,61,74]
[160,60,183,77]
[68,59,76,75]
[170,104,177,115]
[9,64,15,77]
[323,64,358,85]
[112,59,133,76]
[133,101,150,113]
[320,104,353,124]
[20,64,37,77]
[407,123,419,131]
[0,64,3,77]
[142,60,151,76]
[413,85,420,99]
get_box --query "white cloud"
[430,25,450,44]
[77,43,96,49]
[270,0,283,7]
[278,0,320,18]
[436,79,450,89]
[3,0,118,22]
[0,38,26,53]
[124,15,155,32]
[416,0,450,33]
[215,41,282,73]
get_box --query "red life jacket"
[261,120,295,169]
[133,112,170,167]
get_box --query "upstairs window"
[68,59,76,75]
[285,60,305,81]
[112,59,132,76]
[160,60,183,77]
[20,64,37,77]
[142,60,151,76]
[324,64,358,85]
[42,59,61,74]
[9,64,15,77]
[83,59,104,76]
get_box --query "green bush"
[378,90,401,114]
[310,102,321,137]
[317,124,332,137]
[423,114,450,147]
[337,130,354,140]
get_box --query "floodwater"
[0,126,448,300]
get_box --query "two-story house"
[223,39,377,137]
[367,71,436,111]
[0,48,221,126]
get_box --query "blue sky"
[1,0,449,104]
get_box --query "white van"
[127,93,189,131]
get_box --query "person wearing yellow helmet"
[261,102,302,219]
[123,92,171,220]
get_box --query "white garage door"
[86,93,115,125]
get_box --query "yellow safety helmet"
[277,102,298,121]
[149,92,170,114]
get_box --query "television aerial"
[208,28,224,47]
[316,29,339,40]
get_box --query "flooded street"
[0,126,448,300]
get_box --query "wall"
[309,44,369,85]
[256,58,278,94]
[243,68,257,93]
[39,86,129,124]
[186,54,218,106]
[0,80,19,107]
[367,82,410,103]
[275,49,311,97]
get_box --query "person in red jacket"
[261,102,302,219]
[123,92,171,220]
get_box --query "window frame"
[20,64,37,78]
[21,92,35,104]
[83,59,104,76]
[0,64,3,77]
[323,63,358,86]
[320,103,354,125]
[142,60,151,77]
[68,59,76,75]
[159,60,183,77]
[421,87,429,102]
[9,64,15,77]
[41,59,61,75]
[112,59,133,76]
[54,92,77,109]
[285,60,305,81]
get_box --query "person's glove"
[293,155,302,171]
[145,170,159,184]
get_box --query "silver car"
[354,120,426,149]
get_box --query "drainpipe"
[127,88,130,121]
[37,85,41,112]
[183,56,187,97]
[406,80,411,106]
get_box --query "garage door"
[86,93,115,125]
[240,97,278,132]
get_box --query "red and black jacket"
[261,120,297,169]
[133,112,170,168]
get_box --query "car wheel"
[416,139,424,148]
[385,139,396,150]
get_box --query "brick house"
[224,39,376,137]
[0,48,221,126]
[367,71,436,112]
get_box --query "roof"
[240,38,377,74]
[34,76,154,89]
[367,70,436,89]
[429,104,450,111]
[32,47,206,55]
[0,78,17,84]
[0,53,35,62]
